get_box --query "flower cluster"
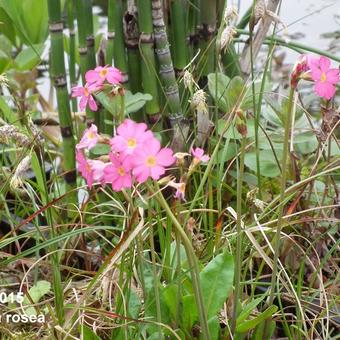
[76,119,175,191]
[71,66,122,111]
[291,54,339,100]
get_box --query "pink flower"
[104,153,132,191]
[132,138,175,183]
[169,181,186,201]
[89,159,107,184]
[76,124,99,150]
[290,54,310,88]
[110,119,153,156]
[191,147,210,163]
[85,66,122,86]
[76,149,94,187]
[71,83,98,111]
[308,56,339,100]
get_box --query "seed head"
[221,26,237,51]
[224,5,238,23]
[190,89,207,112]
[10,155,31,189]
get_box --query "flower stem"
[264,86,295,337]
[231,135,246,334]
[148,182,211,340]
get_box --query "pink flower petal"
[319,56,330,72]
[314,81,336,100]
[148,138,161,155]
[85,70,100,84]
[110,135,127,153]
[326,69,340,84]
[150,165,165,180]
[156,148,175,166]
[79,95,88,111]
[71,86,84,97]
[88,95,98,111]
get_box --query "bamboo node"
[86,36,95,47]
[78,47,88,55]
[54,75,67,87]
[155,47,171,56]
[65,169,77,184]
[60,126,74,138]
[107,31,116,39]
[140,33,154,44]
[49,22,63,32]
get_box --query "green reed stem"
[236,29,340,63]
[231,135,246,333]
[149,182,211,340]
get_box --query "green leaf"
[0,0,48,45]
[236,305,278,333]
[200,251,234,319]
[14,44,44,70]
[236,296,266,326]
[90,143,111,156]
[208,316,220,340]
[125,92,152,114]
[207,72,231,112]
[245,151,281,178]
[23,280,51,316]
[95,91,152,118]
[0,8,16,46]
[82,325,102,340]
[182,294,197,330]
[217,119,260,140]
[162,284,178,319]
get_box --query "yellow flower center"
[117,166,125,176]
[127,138,137,148]
[320,72,327,82]
[100,68,108,77]
[146,156,156,167]
[179,183,185,193]
[84,87,89,97]
[87,131,95,139]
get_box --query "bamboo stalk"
[151,1,181,119]
[82,0,96,70]
[114,0,130,87]
[66,0,77,113]
[75,0,97,126]
[47,0,76,323]
[47,0,76,200]
[136,0,161,122]
[106,0,115,66]
[169,0,187,76]
[123,3,142,95]
[198,0,217,78]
